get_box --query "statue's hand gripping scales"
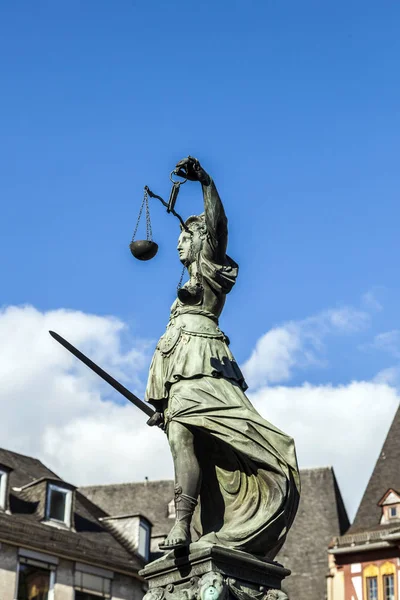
[146,157,300,557]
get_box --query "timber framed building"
[328,405,400,600]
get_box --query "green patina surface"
[145,157,300,558]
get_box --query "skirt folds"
[166,376,300,558]
[146,332,246,403]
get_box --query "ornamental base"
[140,545,290,600]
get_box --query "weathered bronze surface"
[130,239,159,261]
[145,157,300,559]
[140,545,290,600]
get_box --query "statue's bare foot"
[159,520,191,550]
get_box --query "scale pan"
[129,240,158,261]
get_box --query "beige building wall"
[328,553,345,600]
[54,558,74,600]
[0,541,143,600]
[0,542,18,600]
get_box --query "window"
[138,520,150,561]
[367,577,378,600]
[74,568,111,597]
[383,504,400,522]
[17,562,55,600]
[46,483,72,526]
[384,575,395,600]
[379,490,400,524]
[0,468,8,510]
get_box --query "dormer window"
[46,483,72,527]
[99,514,152,562]
[0,467,9,510]
[378,489,400,524]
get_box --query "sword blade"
[49,330,155,418]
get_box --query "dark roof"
[0,448,143,574]
[0,448,61,488]
[277,467,349,600]
[0,510,141,573]
[349,403,400,533]
[81,468,349,600]
[81,480,174,538]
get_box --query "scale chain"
[177,264,186,292]
[131,188,153,243]
[131,190,146,243]
[145,190,153,241]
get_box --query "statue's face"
[177,229,202,266]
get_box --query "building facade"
[328,405,400,600]
[6,401,400,600]
[0,448,150,600]
[279,467,349,600]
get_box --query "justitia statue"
[145,156,300,558]
[48,155,301,596]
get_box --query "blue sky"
[1,1,400,516]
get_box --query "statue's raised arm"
[175,157,227,264]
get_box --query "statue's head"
[177,214,207,266]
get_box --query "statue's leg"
[169,420,201,497]
[159,420,200,549]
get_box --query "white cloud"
[242,306,370,389]
[373,366,400,387]
[1,302,399,523]
[362,290,383,312]
[369,330,400,358]
[249,381,400,519]
[0,305,172,486]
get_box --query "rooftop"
[81,479,174,538]
[0,447,144,574]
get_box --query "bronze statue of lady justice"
[50,156,300,560]
[143,156,300,558]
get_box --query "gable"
[378,489,400,506]
[350,403,400,532]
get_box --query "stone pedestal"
[140,545,290,600]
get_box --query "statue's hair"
[180,213,207,237]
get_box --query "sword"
[49,330,155,418]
